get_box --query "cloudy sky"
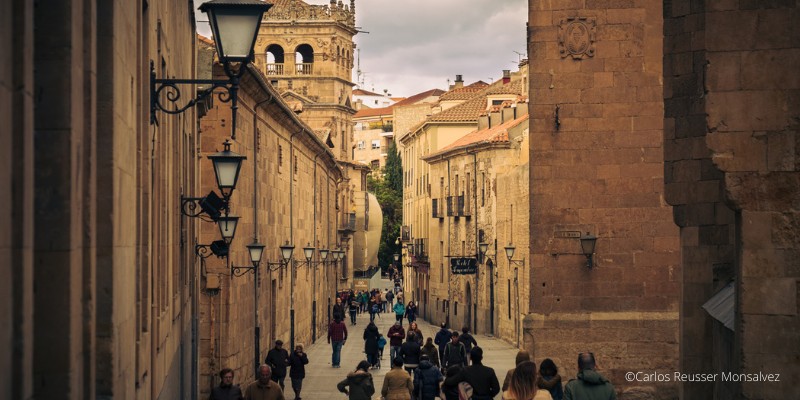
[196,0,528,97]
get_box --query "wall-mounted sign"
[554,231,582,238]
[450,258,478,275]
[354,279,369,290]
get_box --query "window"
[454,302,458,315]
[508,280,512,318]
[440,241,444,283]
[482,173,485,206]
[374,100,378,105]
[278,145,283,168]
[371,140,380,149]
[357,141,365,149]
[371,160,379,168]
[294,155,298,175]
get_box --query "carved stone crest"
[559,17,596,59]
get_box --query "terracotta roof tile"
[354,106,394,118]
[426,80,524,123]
[438,81,490,101]
[197,34,214,45]
[423,114,528,159]
[269,0,310,6]
[392,88,445,108]
[353,88,382,96]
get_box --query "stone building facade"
[2,0,201,399]
[198,64,344,395]
[528,1,800,399]
[422,103,530,345]
[526,0,680,398]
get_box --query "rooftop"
[392,88,446,108]
[423,113,529,160]
[353,106,394,119]
[353,89,383,97]
[426,80,524,123]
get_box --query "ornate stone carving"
[558,17,595,59]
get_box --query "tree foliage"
[368,143,403,272]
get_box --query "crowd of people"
[209,274,617,400]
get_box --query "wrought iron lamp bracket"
[196,244,224,260]
[150,60,246,139]
[231,265,257,278]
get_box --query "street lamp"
[247,241,265,268]
[217,213,240,244]
[151,0,274,139]
[320,247,329,261]
[303,243,316,262]
[504,243,516,261]
[280,241,295,262]
[579,232,598,269]
[393,253,400,263]
[207,140,247,199]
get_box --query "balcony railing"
[413,238,427,257]
[380,145,388,154]
[432,199,441,219]
[457,195,465,216]
[339,213,356,232]
[295,63,313,75]
[265,63,284,75]
[401,226,410,241]
[446,196,455,217]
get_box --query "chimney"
[489,105,502,127]
[478,111,489,130]
[501,101,515,123]
[502,70,511,85]
[455,74,464,89]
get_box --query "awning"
[702,281,734,331]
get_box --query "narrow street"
[299,278,520,400]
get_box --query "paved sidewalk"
[299,279,520,400]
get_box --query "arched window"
[295,44,314,75]
[265,44,285,75]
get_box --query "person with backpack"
[413,354,443,400]
[337,360,375,400]
[367,296,378,322]
[442,332,466,371]
[433,322,452,366]
[444,347,500,400]
[420,337,440,368]
[459,326,478,365]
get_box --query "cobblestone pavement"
[298,279,520,400]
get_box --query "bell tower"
[255,0,357,162]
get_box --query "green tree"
[368,146,403,273]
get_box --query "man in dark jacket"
[442,332,466,370]
[288,344,309,400]
[413,355,443,400]
[443,347,499,400]
[210,368,243,400]
[459,326,478,365]
[333,297,345,321]
[265,340,290,391]
[433,322,452,364]
[337,361,375,400]
[563,353,617,400]
[400,333,421,377]
[385,290,394,313]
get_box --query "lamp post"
[151,0,273,140]
[181,140,246,219]
[579,232,598,269]
[229,240,265,378]
[312,247,329,343]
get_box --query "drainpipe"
[289,129,303,352]
[312,147,327,343]
[465,147,478,332]
[446,158,451,328]
[252,94,272,378]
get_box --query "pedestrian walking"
[363,321,381,368]
[210,368,243,400]
[413,354,443,400]
[459,326,477,365]
[244,365,285,400]
[333,297,345,321]
[387,321,405,362]
[407,321,423,346]
[537,359,563,400]
[378,333,387,360]
[392,299,406,325]
[380,290,387,313]
[288,344,309,400]
[441,365,461,400]
[359,291,368,313]
[405,301,418,324]
[443,347,500,400]
[367,296,377,322]
[563,353,616,400]
[349,297,359,325]
[502,361,553,400]
[381,357,414,400]
[337,361,375,400]
[265,340,290,391]
[420,337,440,368]
[327,316,348,368]
[502,350,531,392]
[385,290,394,313]
[400,333,421,378]
[433,322,452,364]
[442,332,466,371]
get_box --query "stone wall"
[664,2,800,399]
[527,0,680,398]
[198,65,342,394]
